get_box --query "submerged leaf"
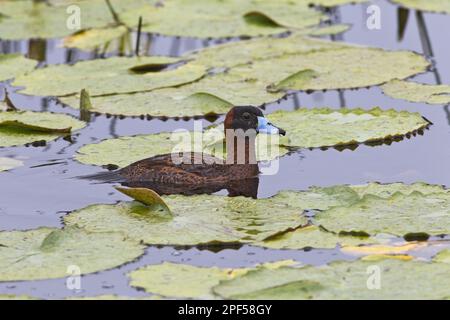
[0,227,144,282]
[213,258,450,299]
[382,79,450,105]
[13,57,206,97]
[0,110,86,147]
[0,54,37,81]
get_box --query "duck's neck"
[224,129,257,165]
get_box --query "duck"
[81,106,285,197]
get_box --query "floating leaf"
[256,225,381,250]
[119,0,329,39]
[0,157,23,172]
[315,190,450,238]
[74,108,428,167]
[64,192,309,246]
[59,72,281,117]
[433,249,450,264]
[0,227,144,282]
[341,242,426,256]
[306,24,351,36]
[0,54,37,82]
[382,79,450,105]
[115,187,172,215]
[128,260,297,299]
[13,57,206,97]
[62,26,129,52]
[213,259,450,299]
[266,107,429,148]
[0,110,86,147]
[0,295,38,300]
[392,0,450,14]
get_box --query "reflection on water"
[1,0,450,298]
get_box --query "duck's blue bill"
[257,116,282,135]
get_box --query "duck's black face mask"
[229,106,286,136]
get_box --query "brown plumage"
[80,106,285,197]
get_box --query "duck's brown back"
[118,152,259,185]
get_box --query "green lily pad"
[213,258,450,299]
[266,107,429,148]
[382,79,450,105]
[0,110,86,147]
[128,260,298,299]
[0,227,145,282]
[392,0,450,14]
[433,249,450,264]
[13,56,206,97]
[62,26,129,52]
[0,157,23,172]
[115,186,172,215]
[306,24,351,36]
[0,295,38,300]
[64,192,309,246]
[0,54,37,82]
[256,225,382,250]
[119,0,328,39]
[315,190,450,238]
[59,71,282,117]
[74,107,428,167]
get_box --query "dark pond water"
[0,0,449,298]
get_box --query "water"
[0,0,449,298]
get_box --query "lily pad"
[64,192,309,246]
[62,26,129,52]
[315,191,450,238]
[256,225,382,250]
[59,72,282,117]
[381,79,450,105]
[0,157,23,172]
[119,0,328,39]
[128,260,298,299]
[74,107,428,167]
[0,54,37,82]
[0,227,145,282]
[0,110,86,147]
[213,258,450,299]
[392,0,450,15]
[13,56,206,97]
[115,186,172,215]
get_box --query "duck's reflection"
[122,177,260,198]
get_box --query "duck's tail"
[76,170,124,183]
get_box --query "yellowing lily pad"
[392,0,450,14]
[62,26,129,52]
[0,54,37,82]
[64,192,309,246]
[213,258,450,299]
[0,110,86,147]
[315,191,450,238]
[0,157,23,172]
[341,242,426,256]
[115,186,172,215]
[0,227,145,282]
[13,57,206,97]
[382,79,450,105]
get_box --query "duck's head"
[224,106,286,136]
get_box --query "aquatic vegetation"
[392,0,450,14]
[13,56,205,97]
[0,227,145,282]
[382,79,450,105]
[62,26,129,52]
[74,107,429,167]
[0,54,37,82]
[0,110,85,147]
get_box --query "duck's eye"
[242,112,251,120]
